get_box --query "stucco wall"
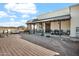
[51,20,70,31]
[51,21,59,30]
[70,5,79,37]
[37,8,70,19]
[35,23,42,31]
[27,24,31,30]
[61,20,70,31]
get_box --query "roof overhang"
[34,14,71,23]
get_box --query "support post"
[59,20,62,40]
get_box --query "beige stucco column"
[35,23,39,31]
[42,22,45,33]
[32,24,35,33]
[27,24,31,30]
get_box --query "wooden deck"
[0,34,59,56]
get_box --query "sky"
[0,3,75,27]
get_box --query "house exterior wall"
[51,21,59,30]
[35,23,41,31]
[26,4,79,38]
[51,20,70,31]
[27,24,34,31]
[27,24,31,30]
[0,27,23,33]
[70,5,79,37]
[61,20,70,31]
[37,8,70,19]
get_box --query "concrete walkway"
[21,33,79,56]
[0,34,59,56]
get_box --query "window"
[76,27,79,32]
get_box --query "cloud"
[0,3,37,27]
[4,3,37,20]
[22,15,30,18]
[8,15,17,18]
[0,11,8,17]
[10,18,15,21]
[20,20,28,23]
[5,3,37,14]
[31,16,37,19]
[0,0,64,3]
[0,11,17,18]
[0,19,28,27]
[0,21,26,27]
[0,0,36,3]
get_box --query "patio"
[0,34,59,56]
[21,33,79,56]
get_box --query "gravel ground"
[20,33,79,56]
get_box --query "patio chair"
[54,30,59,35]
[65,30,70,35]
[59,30,64,35]
[46,29,51,33]
[51,30,54,35]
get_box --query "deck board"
[0,34,59,56]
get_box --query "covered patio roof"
[34,14,71,23]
